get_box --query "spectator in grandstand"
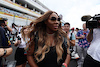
[14,26,30,67]
[27,11,70,67]
[0,18,13,67]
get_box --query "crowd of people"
[0,10,100,67]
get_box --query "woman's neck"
[46,27,55,34]
[24,35,28,39]
[46,32,55,36]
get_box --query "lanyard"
[25,38,28,45]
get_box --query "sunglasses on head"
[50,17,60,21]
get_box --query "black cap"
[3,18,8,21]
[0,18,5,23]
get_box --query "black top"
[0,57,2,67]
[33,33,67,67]
[37,45,67,67]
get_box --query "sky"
[39,0,100,29]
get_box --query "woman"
[14,26,29,67]
[27,11,70,67]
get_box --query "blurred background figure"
[3,18,12,34]
[64,22,75,49]
[18,25,23,34]
[74,28,79,52]
[64,22,77,67]
[3,18,12,46]
[71,27,75,34]
[76,23,90,67]
[11,23,18,43]
[14,26,30,67]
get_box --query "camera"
[81,14,100,28]
[17,36,21,40]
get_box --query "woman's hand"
[14,40,21,46]
[62,63,67,67]
[17,40,21,44]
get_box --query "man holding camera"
[83,24,100,67]
[76,23,90,67]
[81,14,100,67]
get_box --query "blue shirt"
[76,30,90,48]
[0,26,10,48]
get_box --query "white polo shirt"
[87,28,100,62]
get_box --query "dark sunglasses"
[50,17,60,21]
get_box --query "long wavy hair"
[21,26,29,41]
[28,11,68,63]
